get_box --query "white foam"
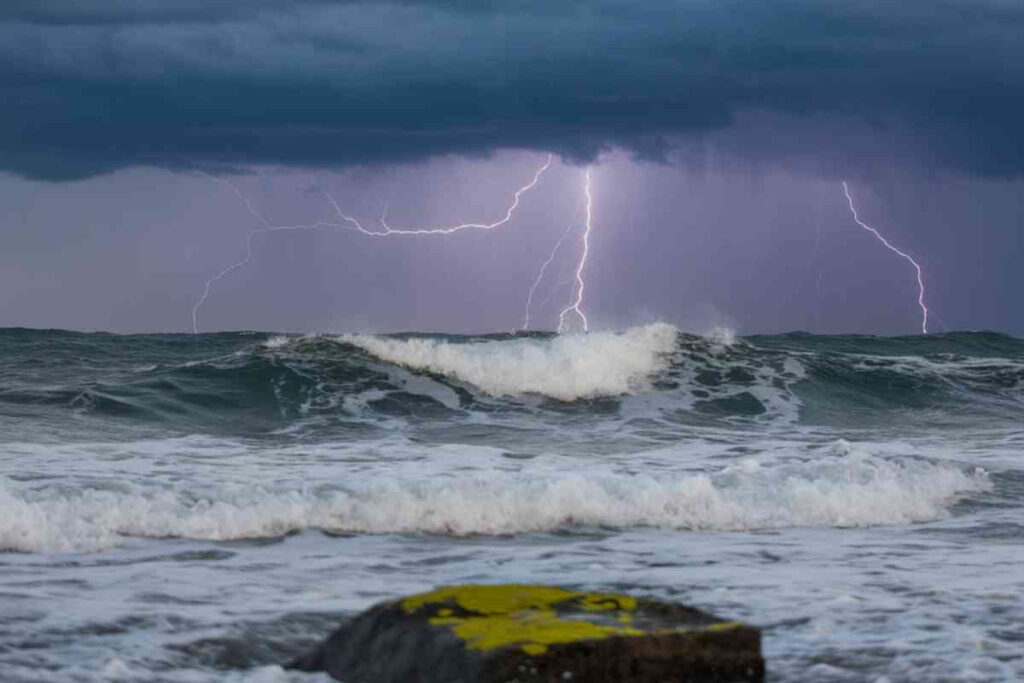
[0,451,990,553]
[0,661,331,683]
[338,323,679,401]
[703,325,737,349]
[262,335,293,349]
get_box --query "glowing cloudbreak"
[192,156,553,334]
[841,181,930,334]
[558,167,593,334]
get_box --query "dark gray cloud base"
[3,1,1024,180]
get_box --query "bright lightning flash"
[841,181,930,334]
[192,156,552,333]
[558,167,593,334]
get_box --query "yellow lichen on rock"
[399,585,645,655]
[288,584,765,682]
[401,584,637,616]
[402,585,581,616]
[432,609,644,653]
[578,591,637,613]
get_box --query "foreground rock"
[288,584,764,682]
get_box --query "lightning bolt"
[538,275,576,311]
[377,156,552,235]
[192,156,552,333]
[842,181,929,334]
[558,167,593,334]
[190,175,375,334]
[522,201,581,330]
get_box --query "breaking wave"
[1,326,1021,436]
[339,323,679,401]
[0,448,990,553]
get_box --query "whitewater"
[1,323,1022,681]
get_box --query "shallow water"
[1,324,1022,681]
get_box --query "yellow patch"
[399,585,647,654]
[401,584,637,616]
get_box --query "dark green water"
[1,324,1022,681]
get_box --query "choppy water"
[1,323,1022,681]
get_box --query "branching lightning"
[842,181,930,334]
[522,202,581,330]
[537,275,576,312]
[558,167,593,334]
[191,174,370,334]
[192,156,552,333]
[194,164,936,338]
[376,156,552,235]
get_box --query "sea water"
[1,324,1021,681]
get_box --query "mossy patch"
[401,585,637,617]
[399,584,728,656]
[289,583,765,682]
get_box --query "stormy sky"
[1,1,1022,335]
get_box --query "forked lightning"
[192,156,557,333]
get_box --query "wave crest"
[339,323,679,401]
[0,451,989,553]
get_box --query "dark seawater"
[1,323,1022,681]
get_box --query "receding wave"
[339,323,679,400]
[0,450,990,553]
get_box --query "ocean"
[1,323,1021,682]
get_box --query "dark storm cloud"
[3,1,1023,180]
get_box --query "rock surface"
[288,584,764,682]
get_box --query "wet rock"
[288,584,764,682]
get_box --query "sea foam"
[0,451,990,553]
[339,323,678,401]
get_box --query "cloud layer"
[3,1,1023,180]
